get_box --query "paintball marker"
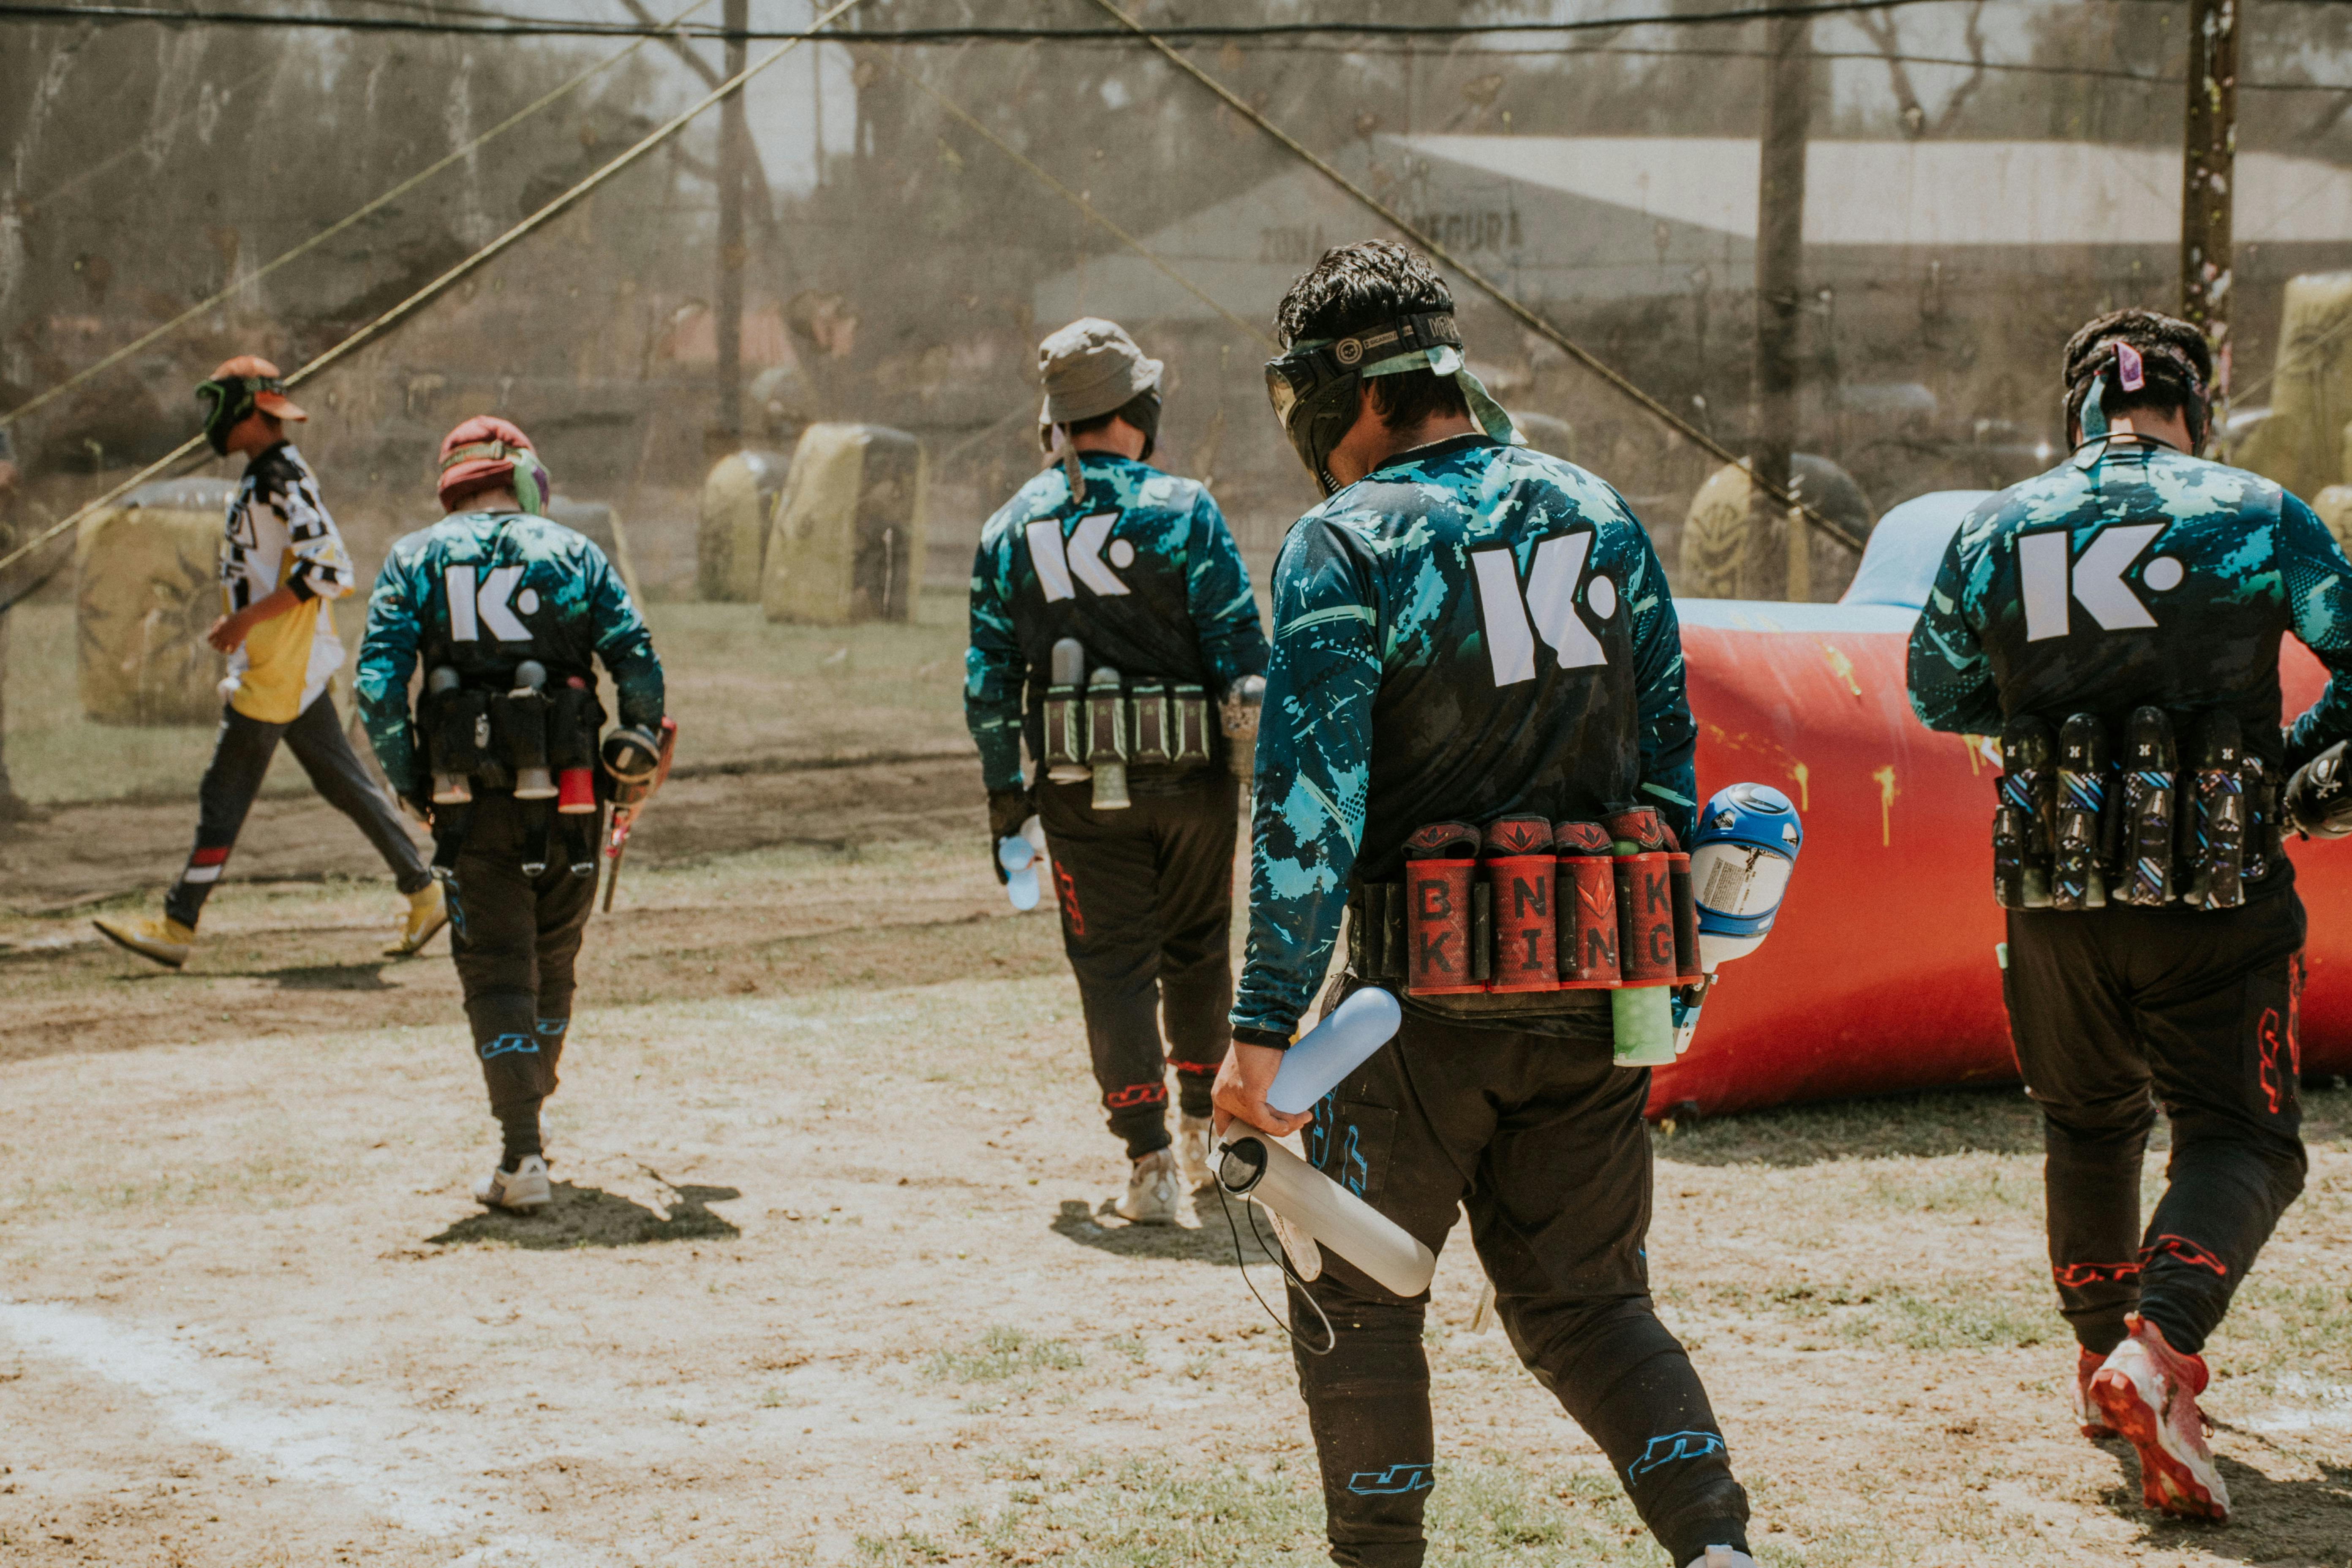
[600,716,677,912]
[1214,988,1434,1297]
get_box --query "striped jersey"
[222,442,357,723]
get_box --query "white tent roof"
[1034,136,2352,327]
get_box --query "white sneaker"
[472,1154,552,1212]
[1684,1549,1757,1568]
[2089,1314,2230,1521]
[1114,1148,1180,1225]
[1176,1114,1215,1188]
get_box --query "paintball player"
[966,318,1269,1225]
[94,357,442,969]
[1220,240,1755,1568]
[1907,308,2352,1521]
[355,416,666,1212]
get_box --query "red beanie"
[437,415,551,514]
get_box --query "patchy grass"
[923,1325,1085,1385]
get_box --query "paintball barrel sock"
[1671,784,1805,1057]
[1216,988,1433,1296]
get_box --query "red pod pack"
[1553,819,1620,987]
[1668,844,1701,983]
[1605,807,1677,985]
[1404,821,1482,995]
[1482,816,1558,993]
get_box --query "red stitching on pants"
[2259,1006,2288,1114]
[1168,1058,1223,1075]
[1057,863,1083,936]
[1103,1082,1167,1110]
[2053,1260,2141,1288]
[2141,1233,2229,1278]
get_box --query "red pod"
[1553,820,1620,987]
[556,766,597,814]
[1482,816,1557,994]
[1669,850,1701,983]
[1405,821,1482,996]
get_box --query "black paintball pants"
[1290,994,1750,1568]
[2005,890,2308,1357]
[166,695,431,927]
[1038,770,1239,1159]
[448,792,601,1168]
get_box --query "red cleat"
[2089,1315,2230,1521]
[2073,1346,2119,1440]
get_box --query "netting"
[6,0,2352,815]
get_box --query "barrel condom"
[1482,816,1558,993]
[1404,821,1482,995]
[1605,807,1678,985]
[1554,819,1620,987]
[2119,706,2177,906]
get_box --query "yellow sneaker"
[384,880,449,958]
[93,913,196,970]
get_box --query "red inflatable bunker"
[1649,495,2352,1118]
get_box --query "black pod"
[2118,706,2177,906]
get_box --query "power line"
[1084,0,1867,557]
[0,0,874,611]
[0,0,1991,42]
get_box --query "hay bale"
[2240,272,2352,501]
[760,424,927,626]
[1676,455,1875,601]
[544,495,643,606]
[76,478,231,726]
[697,450,789,602]
[2311,485,2352,556]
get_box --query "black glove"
[987,786,1035,884]
[2285,740,2352,839]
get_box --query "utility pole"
[1753,13,1811,599]
[715,0,749,443]
[2182,0,2237,401]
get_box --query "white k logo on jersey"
[445,564,538,642]
[1470,532,1615,686]
[2018,524,2178,642]
[1028,513,1132,603]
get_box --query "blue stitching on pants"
[479,1033,540,1060]
[1345,1463,1433,1496]
[1625,1430,1725,1483]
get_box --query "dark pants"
[1038,771,1239,1158]
[1292,994,1749,1568]
[166,695,431,927]
[2006,891,2308,1357]
[448,792,601,1167]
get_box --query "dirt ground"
[3,761,2351,1567]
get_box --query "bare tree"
[1855,0,1989,140]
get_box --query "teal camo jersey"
[1231,433,1696,1040]
[964,451,1268,792]
[355,509,665,800]
[1906,441,2352,782]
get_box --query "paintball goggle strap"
[196,375,280,455]
[2069,337,2210,451]
[1263,310,1463,431]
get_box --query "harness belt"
[1993,707,2277,913]
[422,664,606,875]
[1346,812,1702,998]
